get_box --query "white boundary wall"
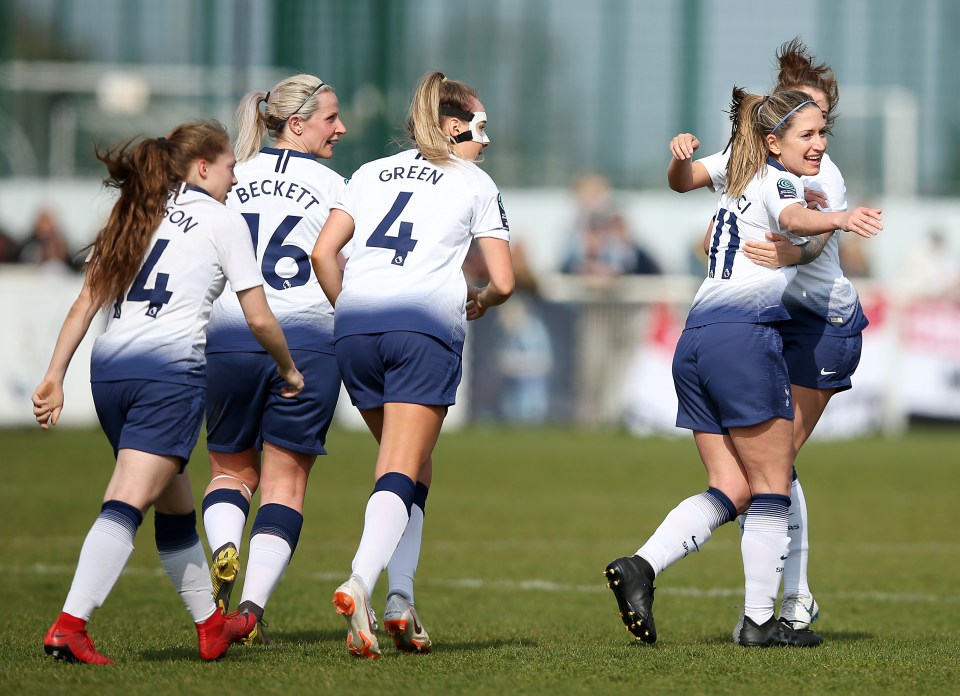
[0,267,102,426]
[3,179,958,280]
[3,181,959,431]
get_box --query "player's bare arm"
[744,231,830,269]
[667,133,713,192]
[780,203,882,238]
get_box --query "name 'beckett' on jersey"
[206,147,346,355]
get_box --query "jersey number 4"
[243,213,310,290]
[366,192,418,266]
[119,239,173,319]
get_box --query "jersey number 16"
[243,213,310,290]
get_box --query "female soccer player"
[604,88,882,647]
[312,71,514,658]
[200,74,347,643]
[667,38,864,637]
[32,120,303,664]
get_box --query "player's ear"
[766,133,781,156]
[197,158,209,179]
[441,117,459,138]
[289,114,304,136]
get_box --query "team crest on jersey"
[777,178,797,199]
[498,193,510,230]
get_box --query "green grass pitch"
[2,425,958,694]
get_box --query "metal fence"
[1,0,959,195]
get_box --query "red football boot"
[43,612,114,665]
[196,608,257,661]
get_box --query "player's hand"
[669,133,700,161]
[743,233,799,269]
[841,207,883,239]
[32,379,64,430]
[278,367,304,398]
[466,286,486,321]
[804,187,829,210]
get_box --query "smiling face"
[766,104,827,177]
[287,90,346,159]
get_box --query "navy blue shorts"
[205,350,340,456]
[92,379,205,464]
[336,332,462,409]
[781,331,862,392]
[673,323,794,434]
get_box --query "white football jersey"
[207,148,346,354]
[332,149,510,352]
[685,159,805,328]
[91,184,263,386]
[697,150,866,335]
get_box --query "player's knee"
[717,484,752,513]
[208,472,258,499]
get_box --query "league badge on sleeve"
[777,178,798,200]
[498,193,510,230]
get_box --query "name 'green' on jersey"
[332,149,510,353]
[91,185,263,386]
[206,148,346,355]
[684,160,805,329]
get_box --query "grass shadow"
[265,628,352,644]
[817,631,874,643]
[268,630,540,652]
[429,638,541,652]
[697,630,875,646]
[138,647,206,662]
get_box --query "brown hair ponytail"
[85,120,230,309]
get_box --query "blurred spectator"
[0,228,20,262]
[900,228,960,299]
[464,234,556,423]
[562,212,660,276]
[686,226,710,276]
[16,209,81,274]
[561,173,617,276]
[609,214,661,275]
[508,239,541,292]
[838,232,872,279]
[496,294,554,424]
[561,174,660,277]
[558,175,662,426]
[464,235,540,294]
[569,172,615,231]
